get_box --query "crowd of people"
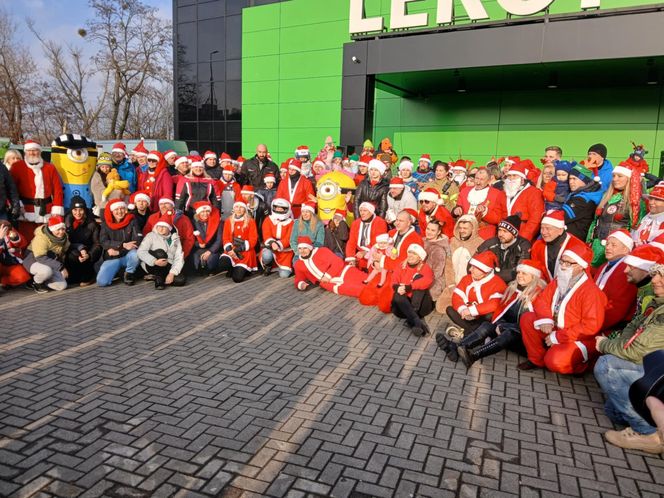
[1,136,663,454]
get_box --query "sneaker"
[123,272,135,286]
[443,325,464,344]
[30,281,49,294]
[411,326,424,337]
[605,427,664,454]
[517,360,540,371]
[79,279,95,287]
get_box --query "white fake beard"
[556,267,574,294]
[453,174,466,185]
[504,178,521,198]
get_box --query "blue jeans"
[261,249,292,278]
[96,250,139,287]
[594,354,656,435]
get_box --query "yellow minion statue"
[51,134,98,208]
[316,171,356,222]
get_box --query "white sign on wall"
[349,0,602,34]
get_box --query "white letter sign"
[349,0,384,34]
[390,0,428,30]
[496,0,555,16]
[436,0,489,24]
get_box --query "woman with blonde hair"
[289,202,324,262]
[2,150,22,170]
[457,259,547,368]
[218,200,258,282]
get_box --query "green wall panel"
[243,30,281,57]
[242,81,279,104]
[278,77,341,104]
[242,104,280,128]
[242,55,280,82]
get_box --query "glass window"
[199,122,215,141]
[177,5,196,23]
[197,18,225,63]
[226,142,242,157]
[198,61,226,83]
[177,22,197,66]
[226,80,241,120]
[177,84,197,121]
[214,123,226,142]
[177,63,196,86]
[198,82,226,121]
[178,122,198,141]
[227,0,248,15]
[226,59,241,80]
[177,0,195,6]
[198,1,224,19]
[226,122,241,142]
[226,16,242,60]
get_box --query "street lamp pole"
[209,50,219,109]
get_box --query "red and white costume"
[144,210,195,258]
[261,215,294,272]
[345,215,388,269]
[504,160,545,241]
[530,233,584,282]
[451,272,507,318]
[521,272,606,375]
[11,159,64,227]
[0,229,31,287]
[455,185,506,240]
[276,159,315,219]
[594,257,637,332]
[417,188,455,238]
[138,152,174,212]
[221,216,258,271]
[382,226,423,271]
[294,246,366,297]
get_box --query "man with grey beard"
[502,159,544,242]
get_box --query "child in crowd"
[543,160,574,210]
[363,233,393,288]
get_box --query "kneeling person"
[137,214,186,289]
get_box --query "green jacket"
[598,295,664,364]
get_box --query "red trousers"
[320,266,367,298]
[0,263,31,287]
[520,312,598,375]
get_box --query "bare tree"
[84,0,172,139]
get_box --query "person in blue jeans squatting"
[97,199,141,287]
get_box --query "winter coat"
[452,271,507,318]
[391,262,434,298]
[424,236,453,302]
[138,228,185,276]
[354,177,389,219]
[240,156,280,190]
[100,216,141,260]
[324,219,350,255]
[290,218,325,262]
[0,161,19,218]
[386,188,417,224]
[113,158,138,193]
[583,159,613,206]
[476,236,531,284]
[430,178,460,212]
[450,215,483,284]
[23,226,70,271]
[562,181,600,241]
[65,210,102,262]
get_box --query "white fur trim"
[24,142,41,151]
[301,204,316,214]
[158,198,175,206]
[469,258,491,273]
[51,206,65,216]
[147,153,160,161]
[48,222,65,232]
[155,221,172,230]
[468,304,479,316]
[624,254,656,271]
[298,242,314,250]
[297,281,308,290]
[607,230,635,251]
[164,151,177,159]
[112,147,125,154]
[204,153,217,160]
[548,332,559,345]
[407,243,427,260]
[418,191,440,203]
[516,264,542,278]
[561,249,589,269]
[359,202,375,214]
[368,159,386,175]
[534,318,554,329]
[613,165,632,178]
[195,204,212,214]
[541,215,565,230]
[134,193,151,204]
[575,341,589,362]
[398,161,413,171]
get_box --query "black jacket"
[240,156,280,190]
[99,217,141,260]
[476,236,531,283]
[65,210,102,262]
[0,161,19,218]
[563,182,601,242]
[353,177,389,219]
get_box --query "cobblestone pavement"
[1,274,663,498]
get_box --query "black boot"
[263,264,273,276]
[123,272,135,286]
[154,276,165,290]
[458,323,495,350]
[435,332,450,351]
[459,339,505,368]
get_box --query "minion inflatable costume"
[51,134,98,208]
[316,171,356,223]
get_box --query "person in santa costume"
[203,151,222,179]
[0,219,31,289]
[110,142,137,193]
[624,244,664,318]
[518,238,607,374]
[10,140,65,243]
[163,150,178,176]
[391,243,435,337]
[594,229,638,334]
[418,187,455,239]
[632,181,664,247]
[503,159,544,241]
[218,199,258,282]
[345,202,388,270]
[275,158,316,220]
[436,251,507,361]
[144,197,195,260]
[385,177,417,227]
[176,156,218,218]
[260,198,294,277]
[190,201,223,275]
[353,159,389,219]
[452,167,506,240]
[531,210,584,282]
[383,209,424,268]
[137,151,173,212]
[216,164,242,221]
[22,215,70,293]
[132,140,149,173]
[457,259,547,368]
[353,155,371,186]
[293,236,367,297]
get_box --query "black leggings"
[445,306,491,335]
[218,257,251,283]
[392,290,434,327]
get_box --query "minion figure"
[316,171,356,222]
[51,134,98,209]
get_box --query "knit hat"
[333,150,343,159]
[554,160,576,174]
[287,158,302,173]
[23,140,41,151]
[419,154,432,165]
[419,188,442,205]
[498,215,521,237]
[297,236,314,250]
[359,202,376,215]
[516,259,545,279]
[561,238,593,269]
[588,143,607,159]
[407,243,427,260]
[398,160,413,172]
[97,152,112,167]
[389,177,405,189]
[194,201,212,215]
[606,229,635,251]
[128,190,150,210]
[368,159,386,175]
[47,215,65,232]
[644,181,664,201]
[69,195,87,210]
[624,245,664,271]
[469,251,497,273]
[569,164,594,184]
[541,210,566,230]
[349,154,359,162]
[111,142,126,154]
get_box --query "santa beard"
[26,158,44,168]
[504,178,521,198]
[555,267,574,294]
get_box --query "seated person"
[323,209,350,259]
[137,213,186,289]
[97,199,141,287]
[345,202,388,269]
[190,201,223,275]
[0,220,31,289]
[475,215,531,284]
[218,200,259,283]
[390,243,434,337]
[457,259,547,368]
[22,216,70,293]
[261,198,295,277]
[64,196,102,286]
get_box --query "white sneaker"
[605,427,664,454]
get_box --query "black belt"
[21,196,53,216]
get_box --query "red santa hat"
[297,236,314,250]
[132,140,148,157]
[449,160,469,173]
[561,238,594,269]
[241,185,254,196]
[419,154,432,164]
[233,200,248,210]
[398,160,414,172]
[612,160,634,178]
[220,152,232,163]
[158,197,175,206]
[222,164,235,174]
[23,139,42,151]
[368,159,386,175]
[301,202,317,214]
[541,210,566,230]
[236,156,245,165]
[419,188,442,205]
[359,202,376,215]
[334,208,347,218]
[155,212,173,230]
[204,150,217,160]
[507,161,528,179]
[112,142,126,154]
[108,199,127,211]
[189,155,204,168]
[175,156,188,167]
[516,259,545,279]
[624,245,664,271]
[147,150,160,162]
[644,181,664,201]
[469,251,497,273]
[163,150,177,160]
[407,243,427,260]
[128,190,151,210]
[287,158,302,173]
[264,174,276,184]
[295,145,310,157]
[357,155,372,167]
[376,233,391,244]
[280,160,289,172]
[312,158,326,169]
[606,229,635,251]
[47,215,65,232]
[389,177,405,189]
[194,201,212,214]
[403,208,419,222]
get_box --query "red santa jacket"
[294,246,346,288]
[452,272,507,318]
[531,272,607,344]
[455,186,506,240]
[382,226,423,271]
[222,215,258,271]
[391,261,434,298]
[139,166,174,212]
[261,216,294,271]
[144,211,195,257]
[594,258,637,331]
[276,176,315,219]
[530,233,583,282]
[418,205,454,239]
[505,184,544,242]
[10,160,64,222]
[345,215,388,262]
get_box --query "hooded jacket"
[137,226,185,276]
[450,215,482,284]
